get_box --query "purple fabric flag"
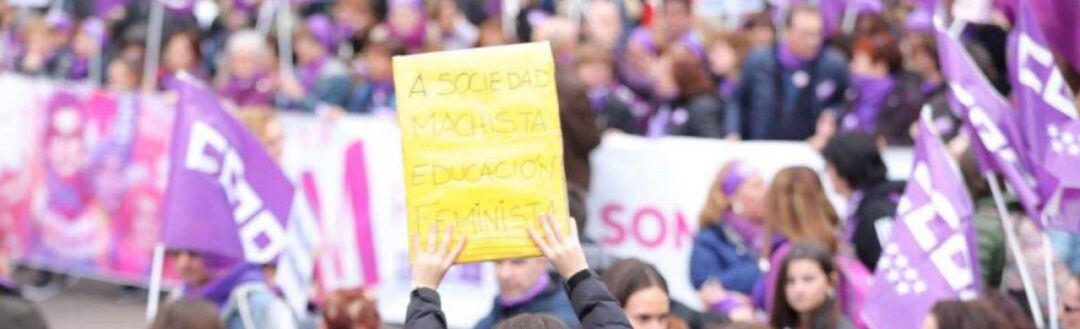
[995,0,1080,72]
[1008,1,1080,232]
[862,110,981,329]
[160,75,292,264]
[1044,121,1080,232]
[936,25,1043,221]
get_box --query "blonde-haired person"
[689,160,767,319]
[759,167,871,329]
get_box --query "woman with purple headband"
[689,160,767,321]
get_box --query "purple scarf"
[185,262,267,309]
[842,74,895,134]
[843,190,865,242]
[725,212,764,251]
[776,41,809,70]
[67,56,89,80]
[497,272,551,307]
[217,72,273,107]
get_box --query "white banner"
[585,134,912,309]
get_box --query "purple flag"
[160,75,292,263]
[936,25,1044,222]
[862,110,981,329]
[1008,0,1080,232]
[998,0,1080,72]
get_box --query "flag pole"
[1042,224,1060,329]
[142,1,166,92]
[986,173,1045,328]
[276,0,295,75]
[145,243,166,322]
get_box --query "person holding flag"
[158,74,299,329]
[862,107,981,329]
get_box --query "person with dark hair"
[653,45,725,138]
[876,32,960,146]
[821,131,904,270]
[276,14,353,112]
[166,250,297,329]
[724,4,849,144]
[322,288,381,329]
[769,242,855,329]
[690,160,766,319]
[574,42,648,134]
[980,289,1037,329]
[159,29,210,89]
[602,258,727,329]
[921,299,1012,329]
[347,32,401,114]
[150,298,225,329]
[404,215,632,329]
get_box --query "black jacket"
[851,181,906,270]
[405,270,632,329]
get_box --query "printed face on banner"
[392,42,569,263]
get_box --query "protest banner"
[0,76,174,284]
[392,42,570,264]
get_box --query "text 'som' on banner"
[392,42,570,263]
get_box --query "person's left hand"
[528,214,589,279]
[411,225,467,291]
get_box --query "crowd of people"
[2,0,1080,328]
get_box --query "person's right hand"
[411,225,466,291]
[528,214,589,279]
[698,279,727,307]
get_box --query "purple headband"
[306,14,338,51]
[80,18,109,46]
[720,161,757,196]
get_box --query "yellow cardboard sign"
[393,42,570,264]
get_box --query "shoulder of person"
[817,48,849,68]
[744,46,776,67]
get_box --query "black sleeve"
[565,270,633,329]
[686,96,725,138]
[852,203,895,270]
[405,288,448,329]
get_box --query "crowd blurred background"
[1,0,1080,328]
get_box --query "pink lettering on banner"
[345,142,379,286]
[599,202,693,250]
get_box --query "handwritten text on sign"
[393,42,569,263]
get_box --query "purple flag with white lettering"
[1044,121,1080,232]
[936,25,1044,223]
[862,110,981,329]
[160,75,292,263]
[1008,1,1080,232]
[997,0,1080,72]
